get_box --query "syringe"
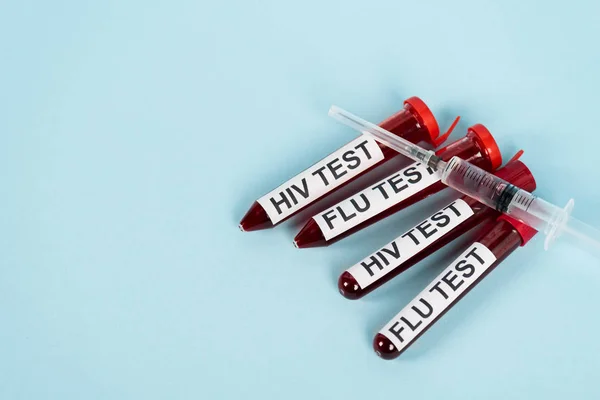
[328,105,600,251]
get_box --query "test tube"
[373,215,537,359]
[338,159,535,299]
[239,97,447,231]
[294,124,501,248]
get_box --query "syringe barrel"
[440,156,520,212]
[507,197,559,233]
[441,157,569,245]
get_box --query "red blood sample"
[294,124,502,248]
[239,97,444,231]
[338,158,535,299]
[373,215,538,360]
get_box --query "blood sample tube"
[294,124,501,248]
[239,97,448,231]
[373,214,537,360]
[338,157,535,300]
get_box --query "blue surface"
[2,0,600,398]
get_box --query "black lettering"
[466,246,485,264]
[285,187,298,205]
[269,192,292,215]
[380,241,401,260]
[400,315,422,331]
[290,178,309,199]
[361,256,384,277]
[371,181,389,199]
[430,210,450,228]
[443,201,462,217]
[412,298,433,318]
[388,322,405,343]
[312,166,329,186]
[429,281,449,299]
[402,166,422,184]
[354,139,373,160]
[327,158,347,180]
[337,205,356,222]
[349,193,370,213]
[401,229,420,245]
[387,173,408,194]
[342,150,361,170]
[415,220,437,240]
[455,259,475,278]
[376,251,390,266]
[321,209,337,230]
[441,270,464,292]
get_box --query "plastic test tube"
[373,214,538,360]
[294,124,501,248]
[339,158,535,299]
[239,97,448,231]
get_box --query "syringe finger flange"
[544,199,574,250]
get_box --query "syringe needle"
[328,106,443,169]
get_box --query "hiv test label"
[257,136,384,224]
[379,242,497,353]
[312,162,440,240]
[347,199,474,288]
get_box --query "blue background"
[2,0,600,398]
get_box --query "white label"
[257,136,384,224]
[348,199,474,289]
[379,242,497,353]
[313,162,440,240]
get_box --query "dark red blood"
[295,131,497,247]
[373,333,399,360]
[340,160,536,299]
[339,195,493,298]
[239,202,272,231]
[293,219,325,248]
[373,219,531,360]
[337,271,362,300]
[240,108,431,231]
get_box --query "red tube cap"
[404,97,440,144]
[467,124,502,171]
[494,160,537,193]
[498,215,538,246]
